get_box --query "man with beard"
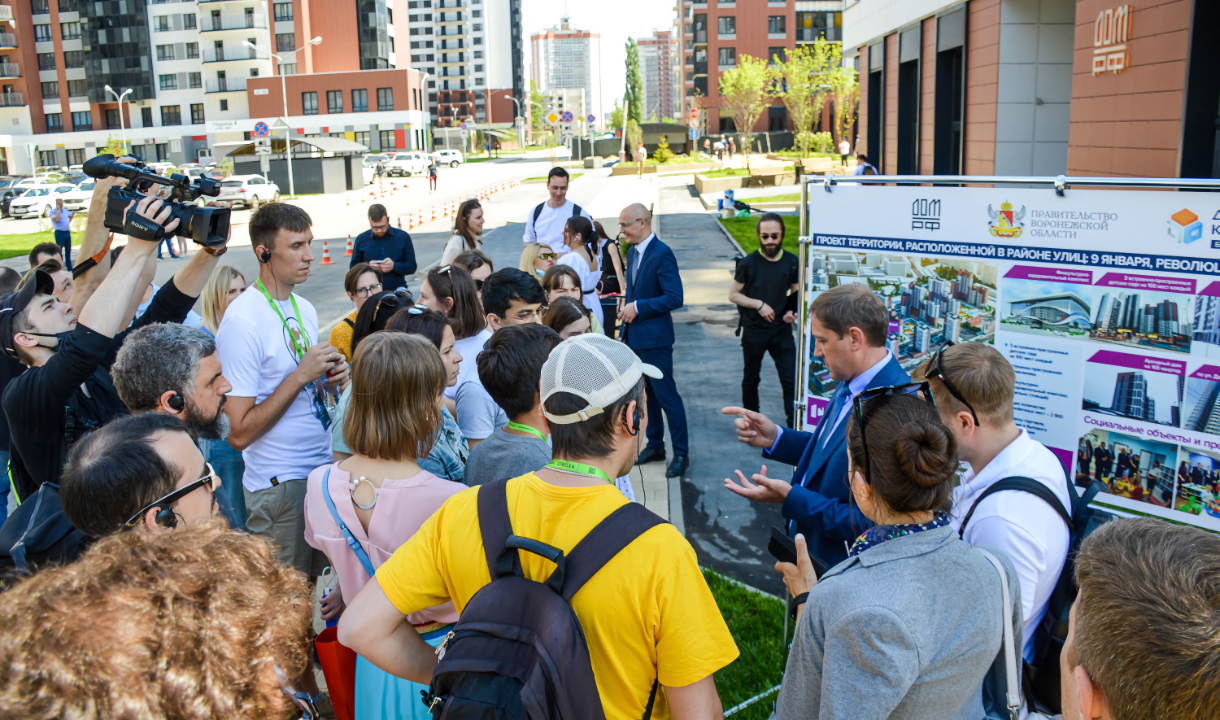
[729,213,799,428]
[111,322,241,527]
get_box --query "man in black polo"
[728,213,799,428]
[350,203,416,292]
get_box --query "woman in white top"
[439,199,484,265]
[555,215,604,329]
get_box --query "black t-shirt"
[734,250,799,331]
[0,354,25,453]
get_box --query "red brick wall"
[486,88,515,124]
[919,16,937,174]
[1067,0,1190,177]
[884,32,898,174]
[964,0,1000,175]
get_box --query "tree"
[829,64,859,151]
[625,119,642,149]
[624,38,644,125]
[718,55,771,170]
[653,134,674,163]
[608,98,624,131]
[771,40,840,157]
[529,79,545,136]
[98,135,125,156]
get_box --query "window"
[472,23,481,31]
[473,37,481,45]
[155,143,168,162]
[105,108,119,128]
[37,53,55,70]
[39,150,57,166]
[190,103,204,124]
[63,51,82,68]
[353,131,369,147]
[31,0,49,13]
[718,46,736,66]
[409,28,418,36]
[410,41,420,49]
[425,40,433,48]
[45,113,63,132]
[472,9,480,16]
[40,81,57,99]
[249,67,258,77]
[183,13,196,29]
[377,87,393,111]
[351,88,368,112]
[186,42,199,58]
[71,110,90,130]
[154,15,169,31]
[273,2,292,21]
[66,148,84,165]
[34,24,51,42]
[161,105,181,125]
[159,74,178,90]
[276,33,294,52]
[326,90,342,113]
[718,16,735,34]
[279,63,296,75]
[767,15,785,33]
[67,80,86,97]
[767,46,785,64]
[141,106,153,127]
[156,44,175,61]
[474,77,483,86]
[302,91,318,114]
[473,50,483,59]
[219,98,228,111]
[409,13,418,21]
[60,22,80,40]
[474,64,482,72]
[189,72,201,89]
[411,54,421,62]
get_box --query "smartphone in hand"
[768,526,829,579]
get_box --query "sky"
[520,0,675,116]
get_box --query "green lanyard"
[506,421,547,443]
[545,459,612,485]
[255,279,307,361]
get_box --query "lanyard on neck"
[255,279,307,361]
[506,421,547,442]
[545,459,612,485]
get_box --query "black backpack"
[959,475,1115,713]
[0,482,91,589]
[423,479,666,719]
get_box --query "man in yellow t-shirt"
[341,334,739,718]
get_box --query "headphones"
[622,404,641,436]
[166,393,185,412]
[259,247,272,264]
[151,504,179,530]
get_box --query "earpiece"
[166,393,185,412]
[622,405,640,436]
[152,504,178,530]
[259,248,272,264]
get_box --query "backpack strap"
[532,202,545,226]
[321,467,376,578]
[976,548,1022,720]
[571,203,582,218]
[556,502,665,603]
[477,479,518,579]
[959,477,1073,539]
[10,482,52,576]
[342,317,355,329]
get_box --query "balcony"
[436,13,464,24]
[205,77,247,93]
[201,13,267,32]
[435,26,466,37]
[202,47,267,62]
[0,92,24,106]
[796,27,840,43]
[0,62,18,78]
[438,39,464,50]
[434,0,463,7]
[0,33,16,49]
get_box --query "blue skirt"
[354,623,453,719]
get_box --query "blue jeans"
[201,438,248,531]
[54,230,72,270]
[0,450,10,517]
[157,237,178,259]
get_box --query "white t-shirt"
[522,199,592,255]
[215,287,333,492]
[950,429,1071,663]
[445,327,492,400]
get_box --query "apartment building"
[530,17,602,130]
[638,29,679,122]
[847,0,1220,178]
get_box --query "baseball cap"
[0,269,55,359]
[541,333,662,425]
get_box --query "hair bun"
[893,420,958,488]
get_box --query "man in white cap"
[340,333,739,718]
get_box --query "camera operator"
[0,174,227,502]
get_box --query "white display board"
[799,182,1220,531]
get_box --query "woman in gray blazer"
[773,390,1021,720]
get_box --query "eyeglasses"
[354,283,383,298]
[617,218,643,229]
[851,383,936,483]
[759,233,782,240]
[125,463,219,527]
[923,341,980,426]
[501,306,547,322]
[538,253,558,261]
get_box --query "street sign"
[560,111,573,123]
[586,114,595,124]
[253,121,270,137]
[689,128,700,140]
[271,117,292,129]
[689,108,699,120]
[254,146,272,155]
[546,111,559,124]
[259,153,271,173]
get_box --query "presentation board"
[798,182,1220,531]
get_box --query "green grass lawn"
[702,168,752,178]
[523,172,585,182]
[738,192,802,204]
[768,150,840,159]
[720,216,801,256]
[705,569,788,719]
[0,229,69,261]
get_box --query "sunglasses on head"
[924,341,980,426]
[851,382,936,483]
[374,288,412,316]
[759,232,782,240]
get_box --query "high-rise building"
[1195,296,1220,346]
[530,18,601,130]
[638,29,678,122]
[1112,371,1153,421]
[1187,382,1220,434]
[914,324,931,353]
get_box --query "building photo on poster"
[797,181,1220,531]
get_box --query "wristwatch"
[201,245,228,256]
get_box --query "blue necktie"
[818,383,851,448]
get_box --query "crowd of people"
[0,163,1213,720]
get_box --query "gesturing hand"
[775,533,818,599]
[723,465,791,504]
[782,310,797,324]
[721,406,779,449]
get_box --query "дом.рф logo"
[987,201,1025,238]
[1167,209,1203,245]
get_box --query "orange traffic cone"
[398,217,403,229]
[408,213,416,230]
[431,205,436,221]
[346,198,350,207]
[344,234,353,257]
[320,239,334,265]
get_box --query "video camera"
[82,154,231,248]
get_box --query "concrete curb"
[714,217,749,256]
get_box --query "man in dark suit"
[723,284,910,568]
[619,202,689,478]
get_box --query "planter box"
[610,164,659,176]
[583,156,605,169]
[761,171,798,186]
[694,173,748,194]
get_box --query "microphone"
[82,154,142,182]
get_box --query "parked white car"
[214,175,280,209]
[385,151,430,177]
[60,181,96,212]
[9,184,77,218]
[430,149,464,168]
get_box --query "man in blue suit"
[619,202,689,478]
[723,284,909,568]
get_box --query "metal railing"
[204,77,247,93]
[202,47,265,62]
[201,13,267,32]
[0,33,16,48]
[0,92,23,106]
[0,63,18,77]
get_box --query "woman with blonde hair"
[440,199,484,265]
[199,264,247,335]
[519,242,557,279]
[305,332,462,720]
